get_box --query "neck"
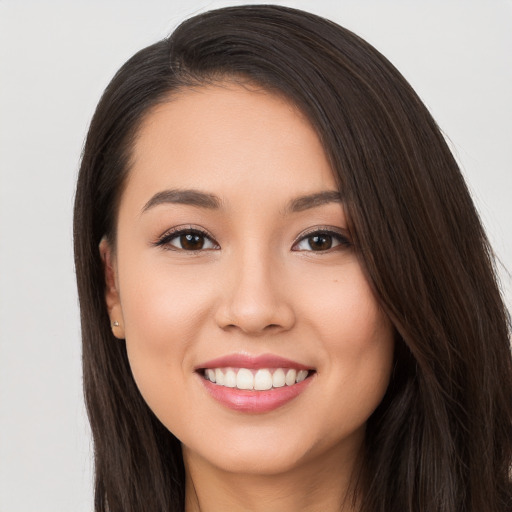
[183,440,363,512]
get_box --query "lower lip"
[199,374,314,413]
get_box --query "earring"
[110,320,124,340]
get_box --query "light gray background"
[0,1,510,511]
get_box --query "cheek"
[295,264,394,414]
[117,256,216,410]
[296,261,391,351]
[120,252,214,345]
[323,284,394,385]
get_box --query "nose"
[214,252,296,336]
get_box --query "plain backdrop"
[0,1,510,510]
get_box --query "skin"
[101,82,395,512]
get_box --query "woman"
[73,5,512,512]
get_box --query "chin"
[186,441,311,477]
[181,419,364,479]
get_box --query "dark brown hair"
[74,5,512,512]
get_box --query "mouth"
[195,354,316,413]
[199,367,314,391]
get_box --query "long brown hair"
[73,5,512,511]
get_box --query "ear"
[99,236,125,339]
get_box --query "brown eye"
[293,229,351,252]
[307,234,333,251]
[156,228,218,251]
[179,233,205,250]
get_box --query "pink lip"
[196,353,312,371]
[199,374,314,413]
[195,353,315,413]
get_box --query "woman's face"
[103,83,395,476]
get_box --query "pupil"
[181,233,204,250]
[309,234,332,251]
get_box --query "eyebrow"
[140,188,343,215]
[285,190,343,213]
[141,189,222,213]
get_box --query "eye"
[155,227,219,251]
[293,229,351,252]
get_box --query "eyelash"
[154,226,352,253]
[292,228,352,252]
[154,226,219,251]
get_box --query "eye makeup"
[153,225,219,251]
[152,223,352,253]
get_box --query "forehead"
[123,82,337,212]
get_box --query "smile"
[196,354,315,413]
[202,367,311,391]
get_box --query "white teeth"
[204,367,311,391]
[296,370,308,383]
[272,368,286,388]
[285,369,297,386]
[215,368,224,385]
[224,369,236,388]
[254,369,273,390]
[236,368,254,390]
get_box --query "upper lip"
[195,353,313,371]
